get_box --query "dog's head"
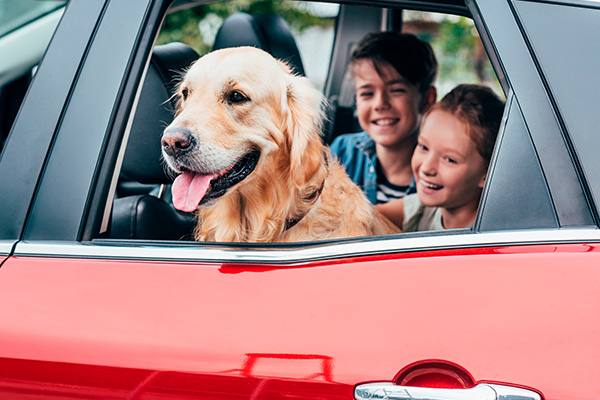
[161,46,326,213]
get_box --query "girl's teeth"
[375,119,396,126]
[424,182,441,189]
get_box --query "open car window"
[103,0,506,244]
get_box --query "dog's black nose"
[162,128,195,156]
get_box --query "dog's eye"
[226,90,249,105]
[181,88,190,101]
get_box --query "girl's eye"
[358,91,373,98]
[417,143,428,151]
[444,157,457,164]
[227,90,249,104]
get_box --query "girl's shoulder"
[403,194,444,232]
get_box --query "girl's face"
[411,109,488,211]
[353,60,427,149]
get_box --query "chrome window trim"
[0,241,15,256]
[14,228,600,264]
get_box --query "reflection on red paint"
[240,353,334,381]
[0,357,351,400]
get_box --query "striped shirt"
[375,161,415,204]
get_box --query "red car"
[1,0,600,399]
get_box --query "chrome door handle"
[355,382,541,400]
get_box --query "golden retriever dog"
[161,46,399,242]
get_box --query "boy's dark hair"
[349,31,438,93]
[430,84,505,164]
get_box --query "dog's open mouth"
[171,149,261,212]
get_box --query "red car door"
[1,239,599,399]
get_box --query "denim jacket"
[329,131,416,204]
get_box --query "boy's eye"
[390,87,407,94]
[358,91,373,98]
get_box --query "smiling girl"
[376,84,505,231]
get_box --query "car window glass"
[0,0,64,38]
[513,0,600,217]
[0,0,66,152]
[477,92,557,230]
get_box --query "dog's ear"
[281,71,327,187]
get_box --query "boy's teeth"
[375,119,395,126]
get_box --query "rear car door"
[1,0,600,399]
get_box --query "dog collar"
[284,152,329,231]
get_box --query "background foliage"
[157,0,500,96]
[157,0,333,55]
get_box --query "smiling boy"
[330,32,438,204]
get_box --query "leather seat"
[111,42,199,240]
[213,12,306,76]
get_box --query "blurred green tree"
[157,0,332,55]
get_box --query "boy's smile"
[373,118,400,126]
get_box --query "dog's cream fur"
[162,47,399,242]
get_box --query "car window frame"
[469,0,595,228]
[15,0,168,242]
[0,0,109,241]
[6,0,600,262]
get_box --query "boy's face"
[353,60,428,149]
[411,109,488,211]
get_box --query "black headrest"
[122,42,199,184]
[213,12,305,76]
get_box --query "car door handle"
[355,382,541,400]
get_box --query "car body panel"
[1,0,599,399]
[1,243,600,399]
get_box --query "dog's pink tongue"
[172,172,215,212]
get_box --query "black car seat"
[212,12,306,76]
[110,42,199,240]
